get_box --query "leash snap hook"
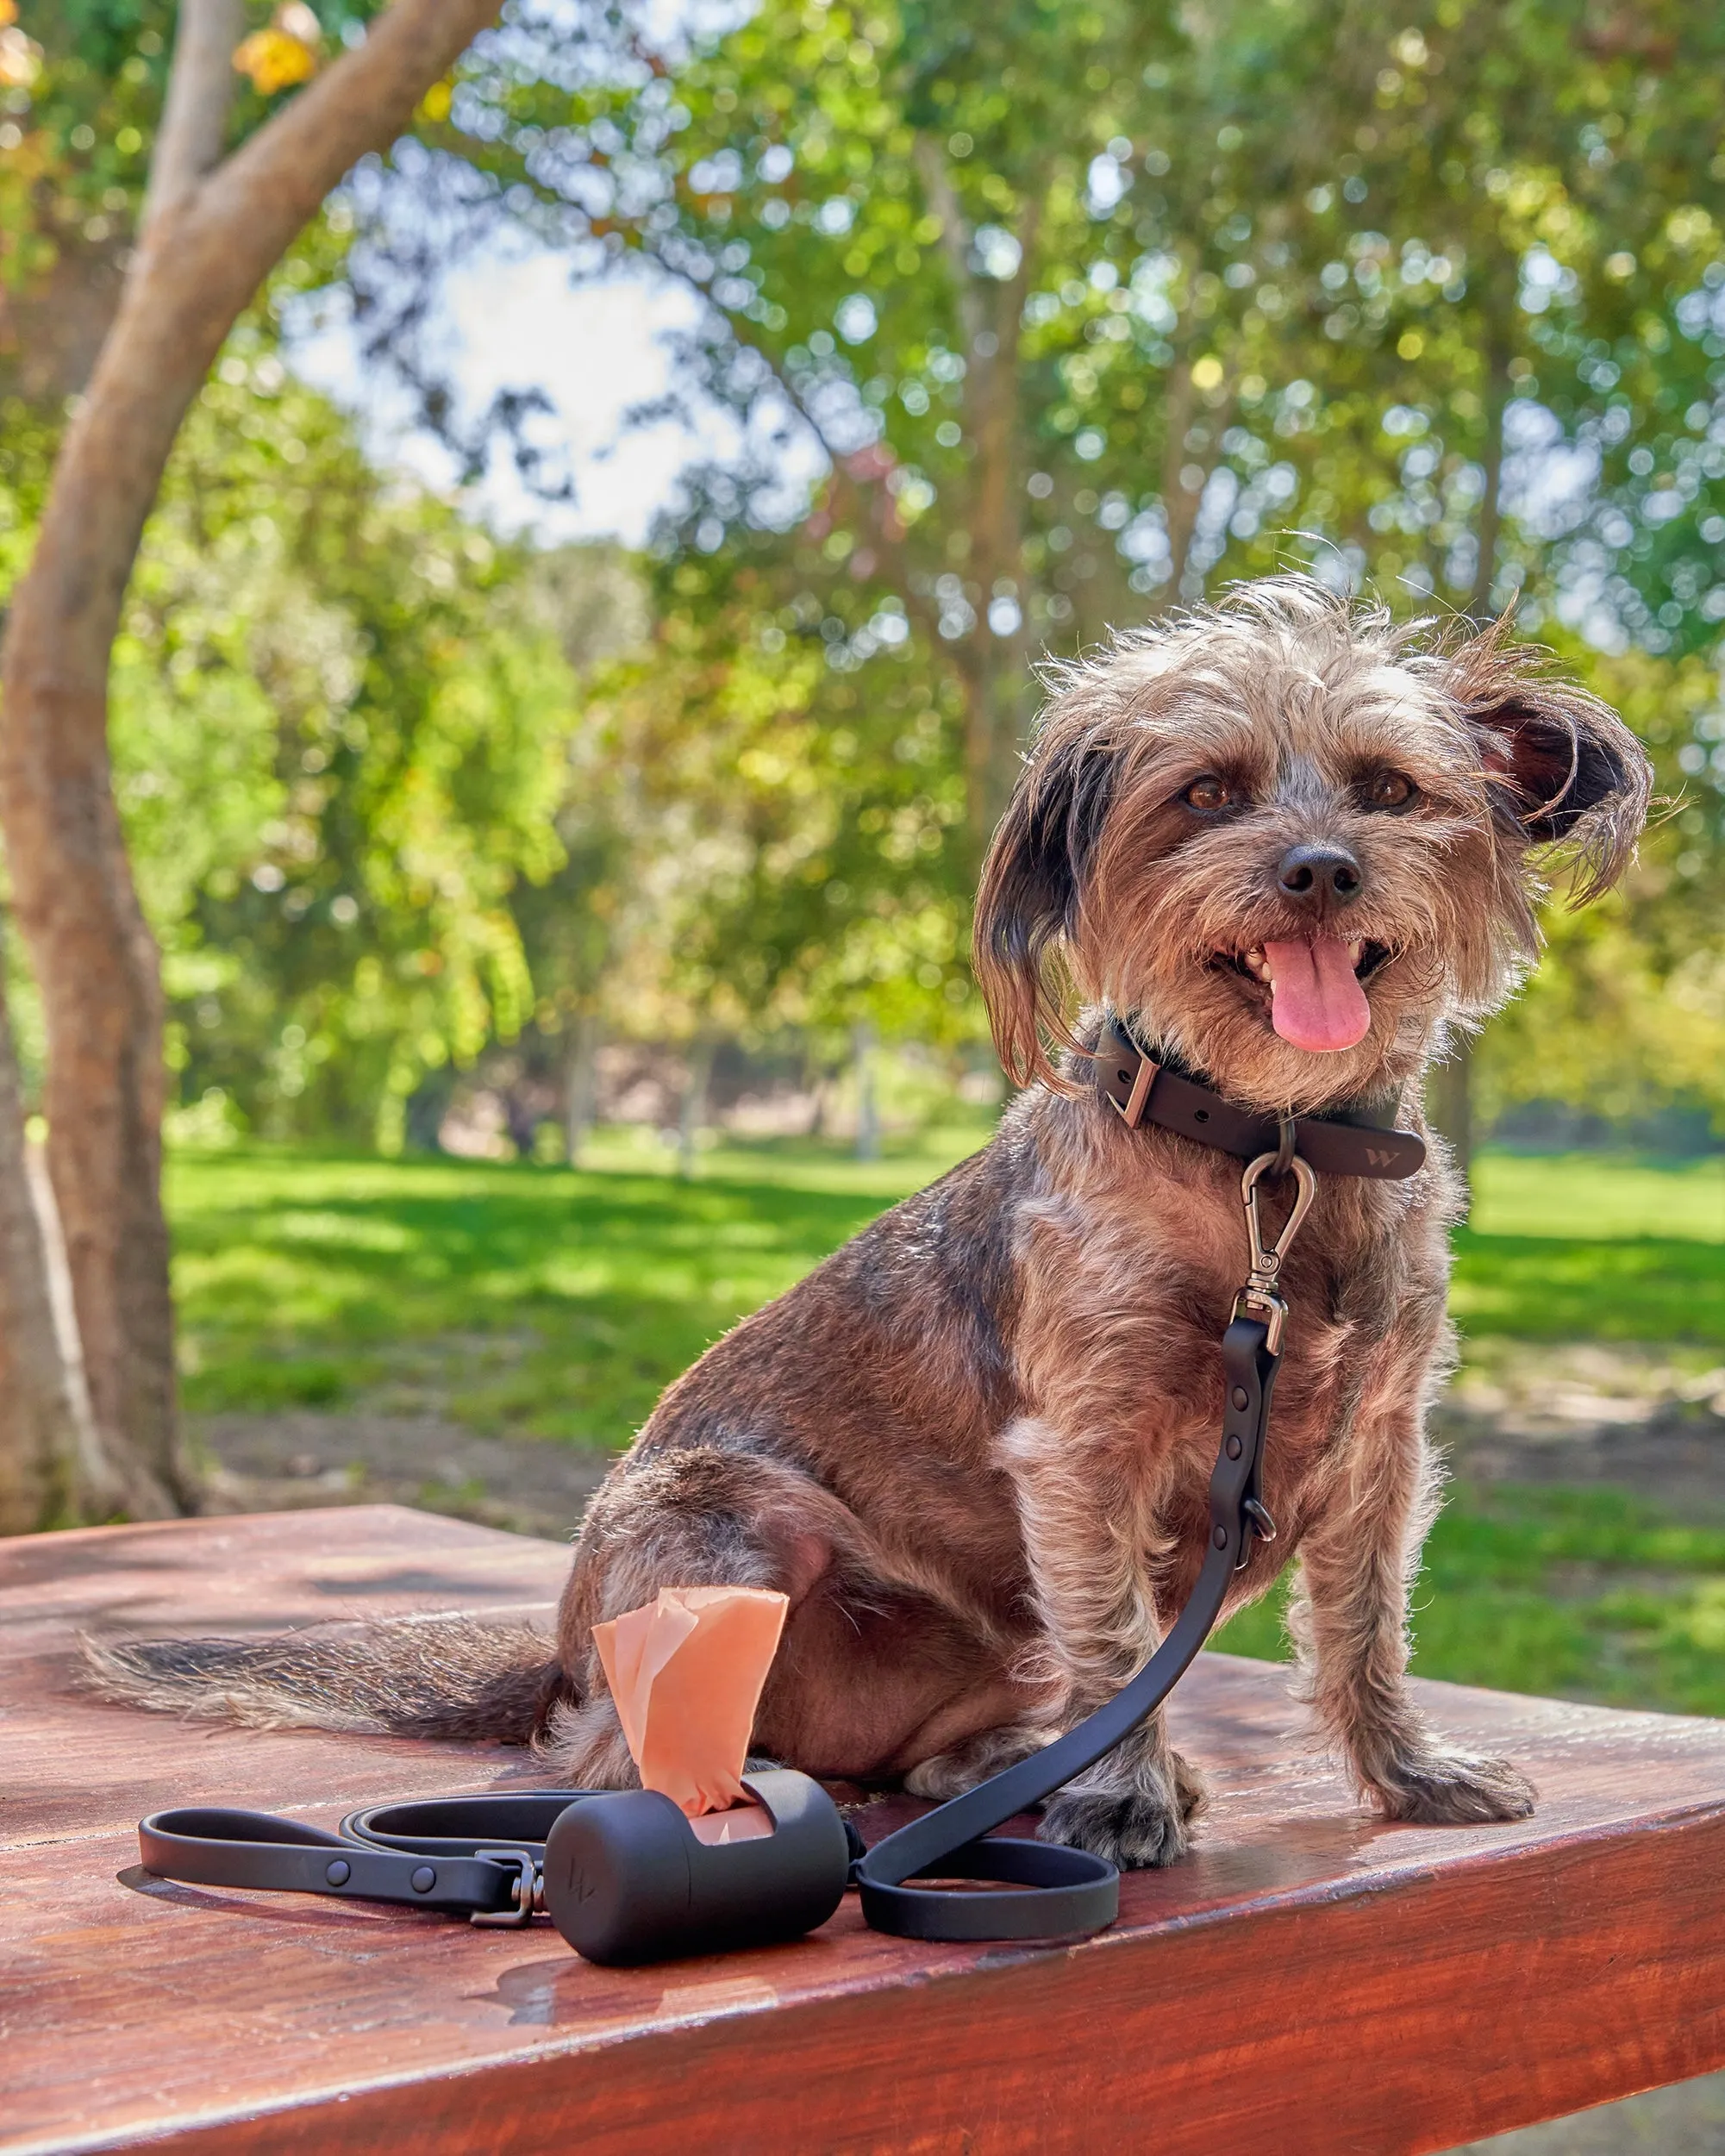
[470,1847,542,1928]
[1240,1149,1317,1284]
[1235,1150,1318,1356]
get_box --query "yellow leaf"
[418,78,453,124]
[232,27,317,96]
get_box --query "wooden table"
[6,1505,1724,2156]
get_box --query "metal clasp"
[1109,1048,1159,1128]
[1233,1148,1318,1357]
[470,1847,541,1928]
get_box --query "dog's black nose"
[1276,843,1363,907]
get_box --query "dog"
[92,577,1651,1868]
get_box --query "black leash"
[138,1078,1425,1959]
[851,1133,1321,1939]
[141,1772,857,1962]
[853,1292,1287,1939]
[140,1794,574,1926]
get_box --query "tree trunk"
[803,1045,828,1138]
[1470,335,1512,622]
[915,137,1038,858]
[563,1012,601,1166]
[677,1039,716,1179]
[0,0,503,1514]
[963,239,1037,850]
[1432,328,1512,1223]
[0,647,183,1495]
[954,642,1028,872]
[1159,355,1202,597]
[0,982,124,1532]
[853,1022,881,1163]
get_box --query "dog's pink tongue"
[1263,936,1371,1053]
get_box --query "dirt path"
[194,1410,610,1540]
[1434,1342,1725,1517]
[191,1341,1725,1541]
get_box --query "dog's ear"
[1448,628,1653,903]
[972,725,1116,1091]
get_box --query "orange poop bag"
[591,1585,789,1822]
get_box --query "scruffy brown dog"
[97,578,1650,1869]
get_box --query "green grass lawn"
[1453,1150,1725,1344]
[169,1123,1003,1439]
[167,1130,1725,1718]
[1216,1484,1725,1717]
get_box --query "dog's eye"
[1363,770,1417,810]
[1182,775,1234,813]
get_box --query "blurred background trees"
[0,0,1722,1516]
[0,0,503,1522]
[402,0,1724,1153]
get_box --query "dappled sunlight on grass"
[168,1136,1725,1438]
[1451,1152,1725,1344]
[1216,1484,1725,1718]
[1216,1483,1725,1715]
[1449,1233,1725,1344]
[1472,1151,1725,1242]
[167,1135,1725,1715]
[167,1128,995,1440]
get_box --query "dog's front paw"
[1038,1753,1204,1870]
[1039,1787,1187,1867]
[1369,1750,1536,1826]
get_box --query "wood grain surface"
[4,1505,1723,2156]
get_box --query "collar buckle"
[1109,1047,1159,1129]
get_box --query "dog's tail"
[79,1615,572,1744]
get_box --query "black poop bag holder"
[138,1150,1312,1964]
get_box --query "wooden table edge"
[23,1792,1725,2156]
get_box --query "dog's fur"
[91,578,1652,1868]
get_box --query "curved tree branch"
[144,0,244,229]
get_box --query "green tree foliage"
[407,0,1725,1118]
[1480,639,1725,1134]
[448,0,1725,750]
[9,0,1725,1142]
[541,553,975,1050]
[97,341,599,1147]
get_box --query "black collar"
[1091,1014,1427,1181]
